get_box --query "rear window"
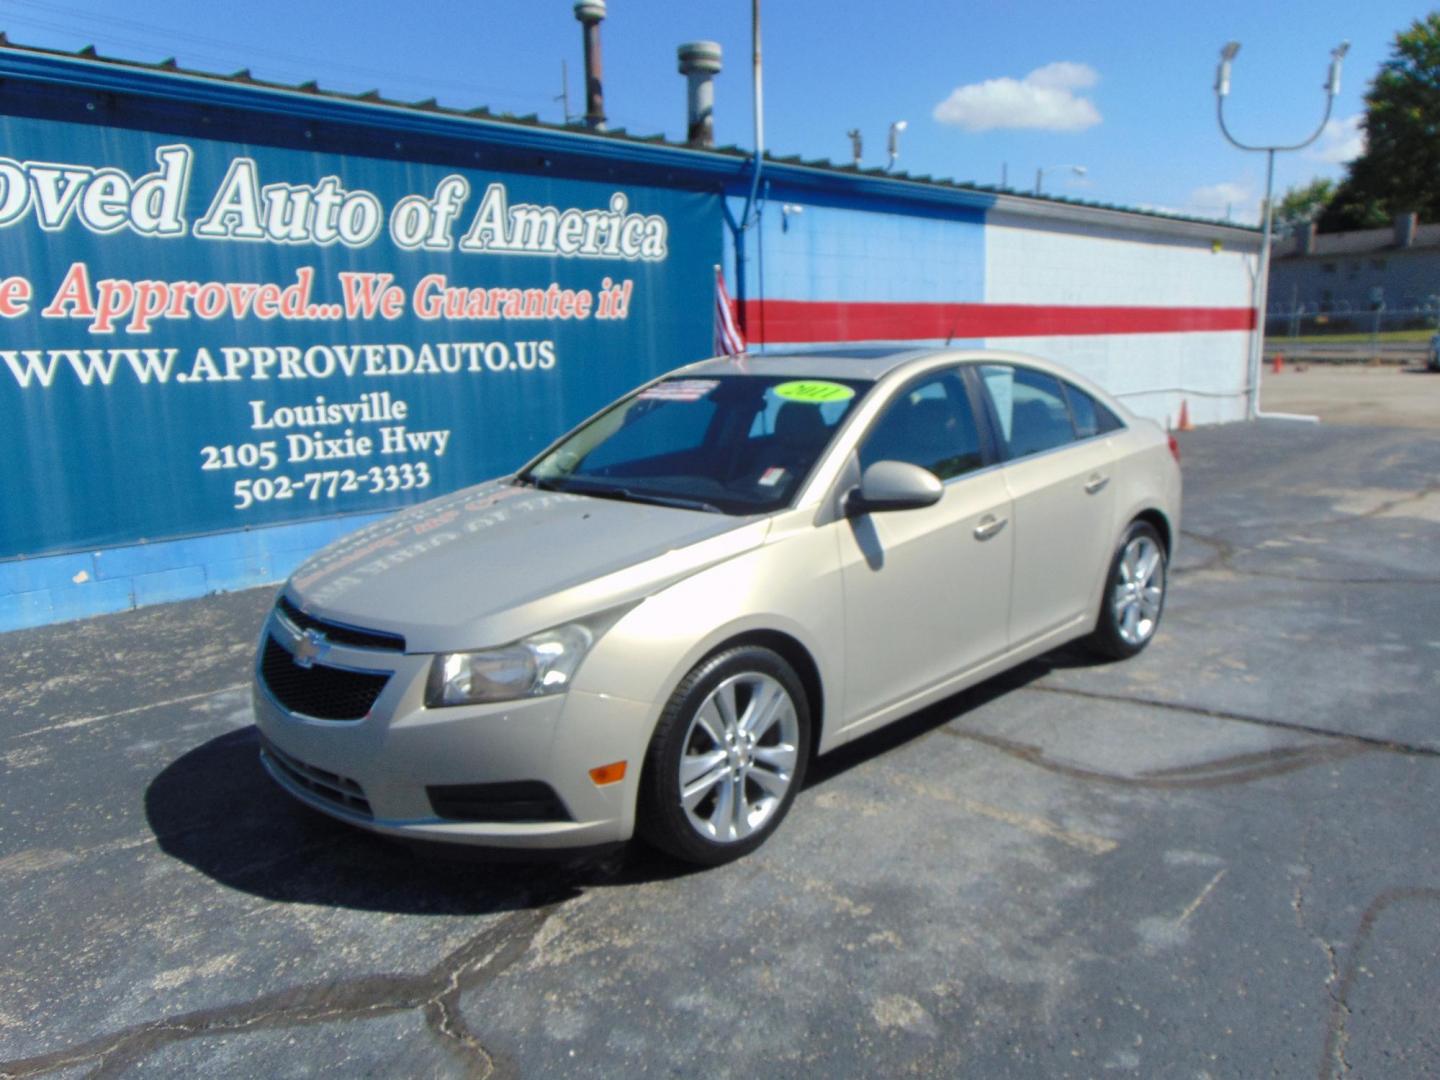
[980,365,1076,458]
[1062,382,1123,438]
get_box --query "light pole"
[1034,163,1086,195]
[886,120,908,170]
[1215,39,1348,420]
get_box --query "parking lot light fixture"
[886,120,907,170]
[1216,41,1240,97]
[1215,39,1348,422]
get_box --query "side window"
[1062,381,1124,438]
[859,372,984,481]
[980,365,1076,459]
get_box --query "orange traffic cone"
[1272,354,1284,374]
[1177,400,1193,431]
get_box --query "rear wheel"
[1086,521,1167,660]
[638,646,810,866]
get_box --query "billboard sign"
[0,114,718,559]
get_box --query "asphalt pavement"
[2,419,1438,1078]
[1260,363,1440,429]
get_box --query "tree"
[1274,178,1335,236]
[1320,12,1440,231]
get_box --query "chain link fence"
[1265,303,1440,341]
[1263,304,1440,368]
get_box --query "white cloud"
[1308,114,1365,164]
[932,62,1101,133]
[1183,181,1259,224]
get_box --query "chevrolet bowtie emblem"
[292,627,329,669]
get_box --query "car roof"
[683,348,940,382]
[682,347,1091,385]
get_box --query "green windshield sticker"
[772,380,856,404]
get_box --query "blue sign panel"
[0,115,719,559]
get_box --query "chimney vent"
[677,41,722,147]
[1394,210,1418,248]
[574,1,607,130]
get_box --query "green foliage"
[1321,12,1440,230]
[1275,178,1336,235]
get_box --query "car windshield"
[519,374,872,514]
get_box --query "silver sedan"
[253,348,1181,865]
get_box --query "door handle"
[973,515,1008,541]
[1084,473,1110,495]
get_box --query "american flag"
[713,265,746,357]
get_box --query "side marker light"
[589,761,627,786]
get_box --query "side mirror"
[845,460,943,516]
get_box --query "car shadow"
[146,644,1108,912]
[804,643,1106,788]
[143,726,700,916]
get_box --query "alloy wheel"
[1112,534,1165,646]
[677,672,800,844]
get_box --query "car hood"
[285,480,769,652]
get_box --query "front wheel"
[1086,521,1168,660]
[638,646,810,866]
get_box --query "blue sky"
[0,0,1430,223]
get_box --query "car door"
[977,363,1117,646]
[837,368,1014,729]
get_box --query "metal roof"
[0,32,1259,241]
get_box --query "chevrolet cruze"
[253,348,1180,865]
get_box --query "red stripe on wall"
[736,300,1255,343]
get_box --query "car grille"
[276,595,405,652]
[260,735,372,818]
[260,635,390,721]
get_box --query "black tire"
[637,645,811,866]
[1085,520,1168,661]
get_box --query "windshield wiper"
[567,482,723,514]
[626,491,725,514]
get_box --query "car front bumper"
[251,608,654,849]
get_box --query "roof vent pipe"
[574,1,607,130]
[1394,210,1417,248]
[678,41,722,147]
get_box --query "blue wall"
[727,194,986,304]
[0,515,381,631]
[721,187,989,350]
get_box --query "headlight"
[426,623,594,707]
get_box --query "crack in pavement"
[1318,887,1440,1080]
[1308,483,1440,528]
[1022,683,1440,760]
[1292,817,1350,1076]
[424,992,493,1077]
[0,895,570,1078]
